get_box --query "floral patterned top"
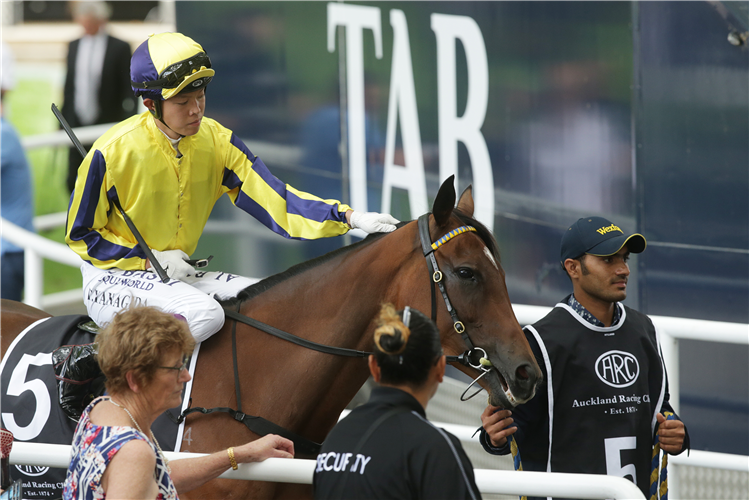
[62,397,178,500]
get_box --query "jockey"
[65,32,398,342]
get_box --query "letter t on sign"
[327,3,383,212]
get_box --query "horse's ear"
[432,175,456,227]
[457,185,474,217]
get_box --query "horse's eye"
[457,267,475,280]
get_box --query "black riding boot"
[52,343,106,422]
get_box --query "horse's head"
[406,176,541,408]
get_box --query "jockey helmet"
[130,32,214,102]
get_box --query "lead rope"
[650,412,675,500]
[507,434,527,500]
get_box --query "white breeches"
[81,263,258,342]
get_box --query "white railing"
[1,218,81,309]
[19,123,114,151]
[9,441,646,499]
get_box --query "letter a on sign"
[381,9,428,219]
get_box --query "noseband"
[417,214,492,382]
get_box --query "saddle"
[51,321,106,422]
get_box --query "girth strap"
[231,304,242,413]
[167,403,322,456]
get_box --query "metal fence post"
[23,248,43,308]
[659,329,680,498]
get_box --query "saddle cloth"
[0,315,199,499]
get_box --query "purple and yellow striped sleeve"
[65,150,146,270]
[221,133,351,240]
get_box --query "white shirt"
[157,126,183,157]
[74,31,108,125]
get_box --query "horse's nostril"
[516,364,530,380]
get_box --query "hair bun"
[374,304,410,355]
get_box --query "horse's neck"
[242,234,413,351]
[234,231,416,439]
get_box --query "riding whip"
[51,104,170,283]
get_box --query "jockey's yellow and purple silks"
[66,111,352,270]
[649,411,675,500]
[430,226,477,251]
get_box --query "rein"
[171,215,493,456]
[223,309,370,358]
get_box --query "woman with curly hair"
[63,306,293,499]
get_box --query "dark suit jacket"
[63,34,136,192]
[62,34,136,128]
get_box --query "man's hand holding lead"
[657,412,686,454]
[481,405,517,448]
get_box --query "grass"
[6,76,82,295]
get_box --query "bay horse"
[1,176,541,499]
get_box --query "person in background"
[63,306,294,499]
[65,32,398,343]
[314,304,480,500]
[62,0,136,193]
[1,41,35,301]
[480,216,688,499]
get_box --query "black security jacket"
[314,386,480,500]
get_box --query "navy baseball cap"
[560,216,647,263]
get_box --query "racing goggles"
[133,52,212,91]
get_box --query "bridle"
[417,214,494,400]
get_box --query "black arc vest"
[527,304,666,496]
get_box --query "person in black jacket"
[62,0,136,193]
[480,216,688,499]
[314,304,480,500]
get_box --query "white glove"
[348,211,399,233]
[149,249,194,281]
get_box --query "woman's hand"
[171,434,295,493]
[234,434,294,463]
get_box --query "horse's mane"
[218,222,406,310]
[219,211,499,309]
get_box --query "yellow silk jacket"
[66,111,351,270]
